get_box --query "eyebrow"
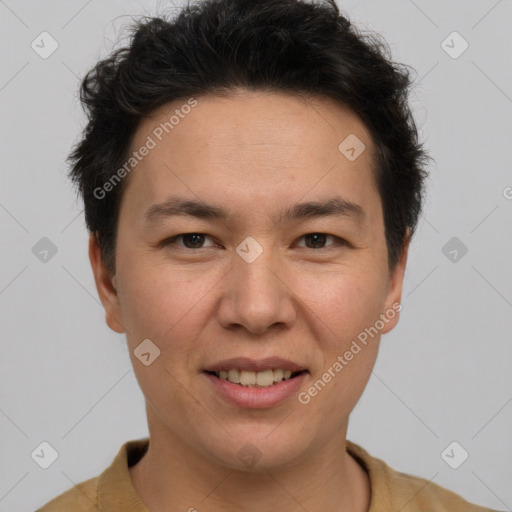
[143,196,364,225]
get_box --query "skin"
[89,90,409,512]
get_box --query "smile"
[206,368,306,387]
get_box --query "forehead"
[121,91,379,223]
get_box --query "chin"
[200,425,314,473]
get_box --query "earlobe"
[88,233,125,334]
[381,232,410,335]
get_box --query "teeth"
[240,370,256,386]
[273,368,284,382]
[228,369,240,383]
[256,369,274,387]
[214,368,300,387]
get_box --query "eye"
[160,232,347,251]
[296,233,345,249]
[162,233,217,249]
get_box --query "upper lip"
[204,357,307,373]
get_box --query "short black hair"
[69,0,431,273]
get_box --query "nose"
[217,248,297,335]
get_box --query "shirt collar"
[97,438,150,511]
[97,437,386,511]
[345,439,392,511]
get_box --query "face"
[90,90,408,471]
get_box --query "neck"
[130,414,370,512]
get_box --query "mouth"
[202,357,309,407]
[204,368,308,388]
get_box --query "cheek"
[115,248,225,361]
[298,274,384,422]
[117,270,174,341]
[298,266,385,385]
[115,258,217,411]
[299,266,388,340]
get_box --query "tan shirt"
[36,438,499,511]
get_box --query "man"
[37,0,499,510]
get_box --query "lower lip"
[204,372,308,409]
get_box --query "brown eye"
[304,233,328,249]
[294,233,350,251]
[181,233,206,248]
[161,233,217,250]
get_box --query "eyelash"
[160,233,348,250]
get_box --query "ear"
[88,232,125,334]
[380,229,410,335]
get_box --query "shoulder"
[346,440,501,512]
[35,476,99,512]
[34,438,149,512]
[388,466,497,512]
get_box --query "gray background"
[0,1,511,511]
